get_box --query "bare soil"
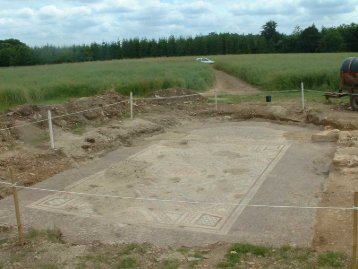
[201,69,260,97]
[0,71,357,268]
[312,130,358,254]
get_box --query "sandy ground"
[201,69,260,97]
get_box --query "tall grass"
[213,53,358,91]
[0,57,214,110]
[2,53,357,111]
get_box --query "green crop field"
[0,57,214,110]
[213,53,358,91]
[1,53,357,111]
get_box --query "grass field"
[0,57,214,110]
[1,53,357,110]
[213,53,358,91]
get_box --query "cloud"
[180,1,211,15]
[298,0,356,14]
[230,0,299,16]
[16,8,36,18]
[0,0,357,46]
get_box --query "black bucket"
[265,95,272,102]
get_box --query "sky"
[0,0,357,47]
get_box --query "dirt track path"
[202,69,260,97]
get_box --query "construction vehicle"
[324,57,358,111]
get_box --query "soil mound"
[0,119,18,150]
[8,92,128,129]
[0,150,72,199]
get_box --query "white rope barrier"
[134,93,202,101]
[264,90,300,93]
[217,90,300,95]
[0,118,49,132]
[0,89,335,133]
[0,181,354,211]
[0,93,203,132]
[304,89,330,93]
[50,99,129,121]
[0,87,346,141]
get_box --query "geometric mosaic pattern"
[41,197,74,208]
[29,124,289,235]
[195,214,222,227]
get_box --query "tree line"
[0,22,357,66]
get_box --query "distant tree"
[175,36,187,56]
[108,40,122,59]
[167,35,177,56]
[292,26,302,36]
[192,35,207,55]
[139,38,150,58]
[261,21,279,41]
[297,24,321,52]
[1,21,357,67]
[121,39,130,58]
[206,32,220,55]
[336,23,358,52]
[148,39,158,57]
[261,20,280,52]
[0,39,34,66]
[157,38,168,56]
[131,38,140,58]
[319,28,344,52]
[279,26,302,52]
[222,33,237,54]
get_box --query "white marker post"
[214,90,218,111]
[48,110,55,149]
[301,82,305,111]
[130,91,133,119]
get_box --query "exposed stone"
[83,111,100,120]
[81,144,91,150]
[306,111,358,130]
[333,154,358,168]
[337,131,358,147]
[333,147,358,168]
[311,129,340,142]
[86,137,96,143]
[16,105,36,116]
[324,125,334,130]
[59,120,67,128]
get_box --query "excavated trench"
[0,74,357,252]
[0,117,345,249]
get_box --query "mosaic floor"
[29,124,289,234]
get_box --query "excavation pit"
[0,121,335,247]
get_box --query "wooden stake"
[47,110,55,149]
[214,90,218,111]
[130,91,133,119]
[353,192,358,269]
[9,168,24,245]
[301,82,305,111]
